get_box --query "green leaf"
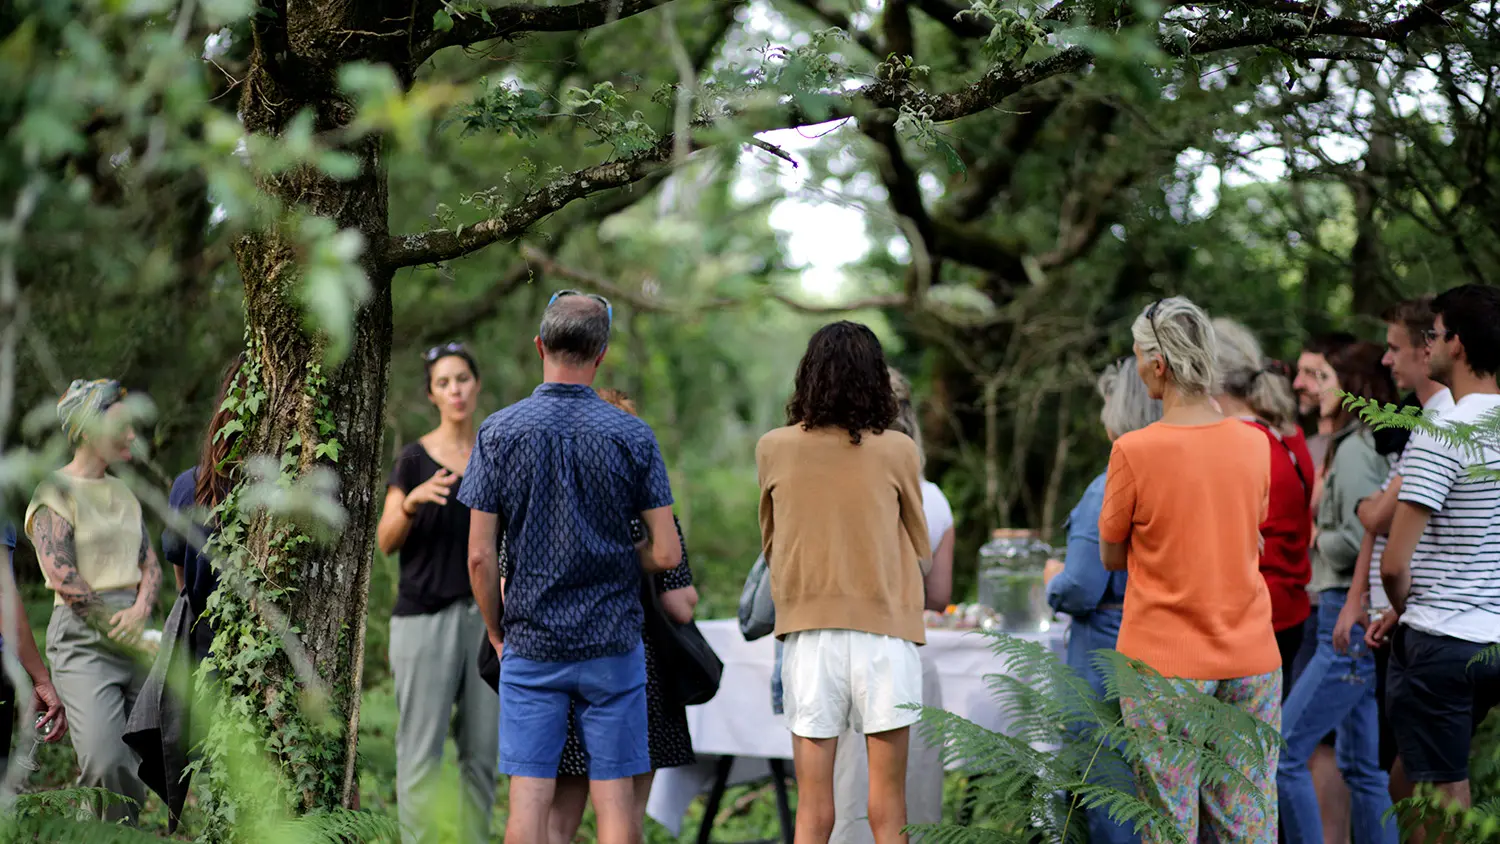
[937,140,966,176]
[433,9,454,31]
[317,151,361,181]
[314,440,342,463]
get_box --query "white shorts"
[781,628,923,739]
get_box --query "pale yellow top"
[25,472,143,607]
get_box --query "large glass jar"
[976,528,1055,632]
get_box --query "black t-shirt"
[389,442,473,616]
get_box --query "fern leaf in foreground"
[911,631,1281,844]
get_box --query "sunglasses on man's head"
[545,289,613,325]
[424,342,467,362]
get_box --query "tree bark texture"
[227,1,402,809]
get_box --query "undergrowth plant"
[907,633,1281,843]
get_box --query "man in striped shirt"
[1369,284,1500,829]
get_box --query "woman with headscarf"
[1098,298,1281,842]
[25,379,159,823]
[1043,357,1162,844]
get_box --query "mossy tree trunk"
[225,1,405,809]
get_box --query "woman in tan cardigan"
[756,321,931,844]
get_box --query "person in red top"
[1213,318,1314,692]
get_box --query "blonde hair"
[1131,297,1216,396]
[887,367,924,469]
[1212,318,1298,432]
[1098,357,1163,436]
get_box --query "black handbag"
[478,632,500,692]
[641,577,723,707]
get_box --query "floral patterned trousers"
[1120,670,1282,843]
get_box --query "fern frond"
[1345,396,1500,481]
[907,822,1030,843]
[0,815,163,844]
[264,808,401,843]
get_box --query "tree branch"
[412,0,676,66]
[390,0,1471,270]
[384,136,683,268]
[521,247,910,313]
[410,172,669,344]
[913,0,993,39]
[783,0,883,55]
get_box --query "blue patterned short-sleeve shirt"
[458,382,675,662]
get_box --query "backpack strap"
[1243,418,1311,505]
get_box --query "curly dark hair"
[785,321,898,445]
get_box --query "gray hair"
[1131,297,1217,396]
[887,367,924,468]
[539,295,610,365]
[1098,357,1163,437]
[1212,317,1298,431]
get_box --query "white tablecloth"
[645,619,1067,834]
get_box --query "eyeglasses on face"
[424,341,467,362]
[1422,328,1455,345]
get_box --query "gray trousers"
[390,600,498,844]
[831,653,945,843]
[46,591,148,823]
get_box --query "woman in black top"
[375,343,497,844]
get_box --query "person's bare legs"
[547,774,590,844]
[632,770,656,834]
[1311,743,1351,844]
[1389,755,1413,802]
[506,776,558,844]
[1403,780,1471,844]
[590,776,641,844]
[793,735,839,844]
[865,727,911,844]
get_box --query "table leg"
[696,755,737,844]
[768,758,794,844]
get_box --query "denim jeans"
[1063,610,1139,844]
[1276,589,1396,844]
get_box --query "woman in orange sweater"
[757,321,930,844]
[1098,297,1282,843]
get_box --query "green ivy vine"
[192,336,349,840]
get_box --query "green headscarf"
[57,378,126,444]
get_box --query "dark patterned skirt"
[556,634,695,777]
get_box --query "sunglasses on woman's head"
[545,289,613,324]
[1145,299,1174,374]
[424,342,466,362]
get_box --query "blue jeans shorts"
[499,643,650,781]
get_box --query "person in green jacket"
[1277,342,1398,844]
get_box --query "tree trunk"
[218,2,399,814]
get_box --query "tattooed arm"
[136,515,161,610]
[106,515,159,645]
[29,507,108,625]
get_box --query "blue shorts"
[499,643,650,780]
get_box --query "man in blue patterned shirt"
[459,291,680,844]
